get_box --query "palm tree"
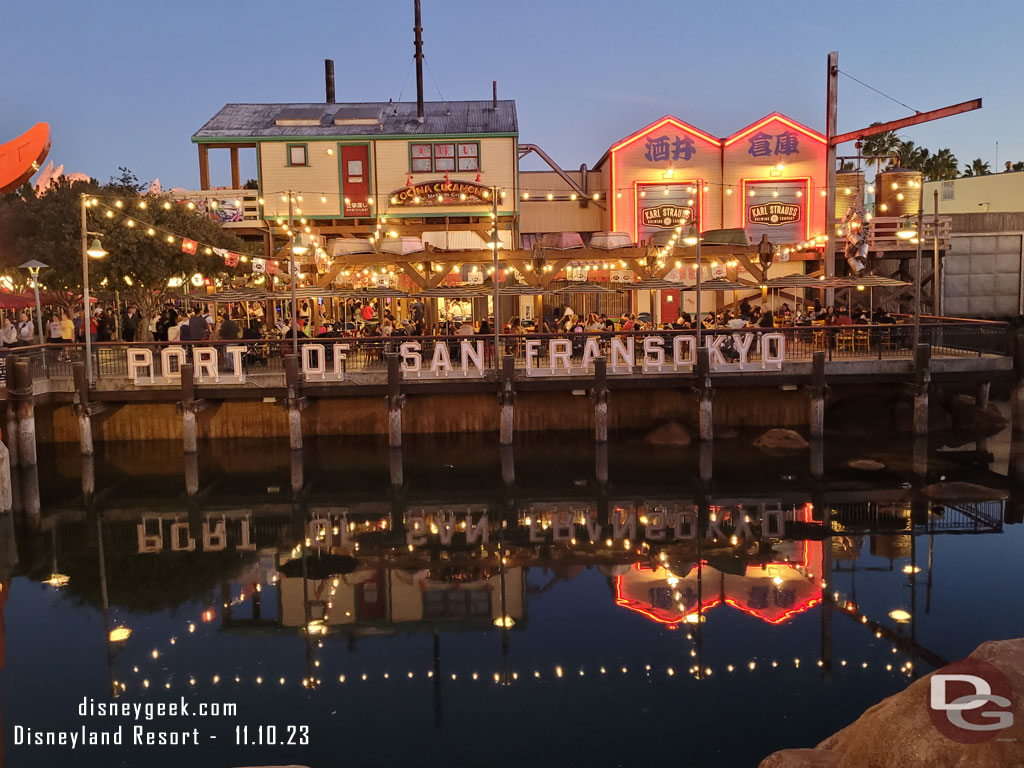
[897,140,929,171]
[860,125,901,162]
[923,148,959,181]
[962,158,991,177]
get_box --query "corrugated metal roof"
[193,100,517,140]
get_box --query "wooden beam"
[198,145,210,191]
[317,262,344,288]
[733,252,764,283]
[505,260,541,287]
[398,263,429,289]
[831,98,982,146]
[230,147,240,189]
[540,259,570,288]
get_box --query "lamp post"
[684,189,702,348]
[18,259,48,346]
[286,192,309,357]
[80,195,108,384]
[896,214,921,347]
[492,186,501,368]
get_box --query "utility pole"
[80,194,93,384]
[825,51,839,308]
[492,186,500,368]
[288,191,298,356]
[932,189,941,315]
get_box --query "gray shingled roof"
[193,100,517,140]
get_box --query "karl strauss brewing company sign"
[124,333,787,386]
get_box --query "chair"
[854,329,871,352]
[835,329,855,352]
[811,320,828,351]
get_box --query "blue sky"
[1,0,1018,188]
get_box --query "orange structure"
[0,123,50,194]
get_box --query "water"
[2,423,1022,768]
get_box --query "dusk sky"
[3,0,1019,189]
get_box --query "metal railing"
[0,318,1010,387]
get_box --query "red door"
[660,290,681,324]
[340,145,370,218]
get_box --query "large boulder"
[947,394,1009,434]
[892,397,953,434]
[643,421,691,447]
[826,396,893,434]
[753,429,809,452]
[759,637,1024,768]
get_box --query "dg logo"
[928,658,1015,743]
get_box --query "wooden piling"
[697,348,713,442]
[809,351,826,438]
[73,362,94,456]
[12,359,36,467]
[284,354,303,451]
[386,354,404,449]
[913,344,931,436]
[0,442,11,514]
[976,381,990,411]
[5,404,17,469]
[1014,334,1024,434]
[499,355,515,446]
[181,363,197,454]
[592,356,608,444]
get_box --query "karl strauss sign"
[124,333,786,385]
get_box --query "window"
[408,141,481,173]
[286,143,308,167]
[410,143,433,172]
[457,142,479,172]
[941,180,955,201]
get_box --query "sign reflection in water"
[2,431,1019,767]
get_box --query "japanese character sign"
[644,135,671,163]
[748,130,800,158]
[672,136,696,161]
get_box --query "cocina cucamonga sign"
[124,333,786,385]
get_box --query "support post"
[230,147,240,189]
[5,404,17,469]
[499,354,514,446]
[1013,334,1024,434]
[913,344,931,436]
[0,442,11,514]
[72,361,94,456]
[198,144,210,190]
[696,347,713,442]
[592,356,608,444]
[976,381,990,411]
[284,354,303,451]
[181,363,197,454]
[386,354,405,449]
[824,51,839,307]
[809,350,826,438]
[12,359,36,467]
[500,445,515,488]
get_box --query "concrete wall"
[42,387,809,444]
[943,232,1024,317]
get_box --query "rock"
[826,396,893,434]
[920,482,1008,504]
[759,637,1024,768]
[948,394,1009,434]
[847,458,885,471]
[753,429,808,452]
[643,422,691,447]
[893,397,953,434]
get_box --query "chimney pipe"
[492,80,498,110]
[325,59,335,103]
[414,0,425,121]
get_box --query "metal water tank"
[835,171,865,219]
[875,168,922,217]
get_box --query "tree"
[962,158,992,177]
[922,148,959,181]
[859,125,901,172]
[896,139,929,172]
[0,171,256,339]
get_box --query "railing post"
[592,356,608,444]
[913,343,931,436]
[499,354,515,446]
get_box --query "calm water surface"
[2,424,1022,767]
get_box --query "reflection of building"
[280,564,525,631]
[614,539,823,628]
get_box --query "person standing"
[16,312,34,346]
[47,313,62,343]
[188,306,208,341]
[122,304,141,342]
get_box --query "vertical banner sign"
[744,180,806,245]
[340,145,371,218]
[636,184,694,246]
